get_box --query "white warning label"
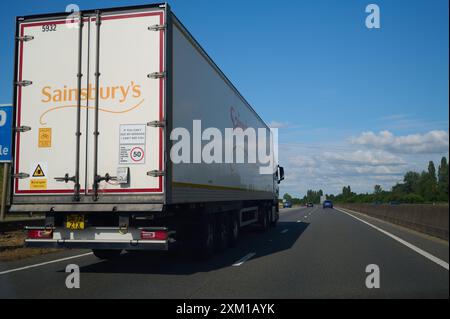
[120,124,146,144]
[119,124,146,165]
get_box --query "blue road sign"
[0,105,13,163]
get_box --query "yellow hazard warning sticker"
[30,179,47,190]
[38,128,52,148]
[32,164,45,177]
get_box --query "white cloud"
[349,130,449,154]
[377,114,448,131]
[279,144,407,196]
[380,114,411,121]
[320,150,405,166]
[268,121,291,128]
[278,128,449,197]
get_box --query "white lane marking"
[232,253,256,266]
[335,208,449,271]
[304,216,308,218]
[281,229,289,234]
[0,252,94,276]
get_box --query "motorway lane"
[0,206,448,298]
[336,207,449,263]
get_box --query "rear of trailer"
[9,3,284,259]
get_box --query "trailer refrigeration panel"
[10,3,284,258]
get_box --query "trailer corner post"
[0,163,9,221]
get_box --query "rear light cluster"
[140,230,168,240]
[27,229,53,239]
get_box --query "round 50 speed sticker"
[130,146,145,162]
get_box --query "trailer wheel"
[216,214,229,252]
[270,207,278,227]
[92,249,122,260]
[260,208,270,232]
[194,216,215,260]
[229,212,239,247]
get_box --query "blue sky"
[0,0,448,196]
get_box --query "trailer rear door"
[86,11,165,196]
[13,9,165,203]
[14,16,89,196]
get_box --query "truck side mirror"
[278,166,284,184]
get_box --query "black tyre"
[194,216,215,260]
[216,214,229,252]
[92,249,122,260]
[260,208,270,232]
[229,212,239,247]
[270,208,278,227]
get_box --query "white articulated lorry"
[8,3,284,259]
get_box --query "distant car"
[323,200,333,209]
[283,201,292,208]
[306,203,314,207]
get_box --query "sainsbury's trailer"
[8,3,284,259]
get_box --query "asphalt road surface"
[0,206,448,298]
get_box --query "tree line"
[283,189,324,205]
[283,156,449,205]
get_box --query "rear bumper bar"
[24,226,173,251]
[10,203,164,213]
[25,239,169,250]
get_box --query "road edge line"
[0,252,94,276]
[232,252,256,267]
[335,208,449,271]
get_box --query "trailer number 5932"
[42,24,57,32]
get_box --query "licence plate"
[66,214,85,230]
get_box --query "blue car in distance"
[283,201,293,208]
[323,200,333,209]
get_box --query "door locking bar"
[92,10,102,201]
[73,11,84,202]
[93,173,117,200]
[53,13,84,201]
[94,173,117,183]
[54,174,76,183]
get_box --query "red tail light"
[28,229,53,239]
[141,230,168,240]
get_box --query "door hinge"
[15,80,33,87]
[147,72,165,79]
[147,170,165,177]
[14,126,31,133]
[12,173,29,179]
[16,35,34,42]
[148,24,166,31]
[147,120,165,128]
